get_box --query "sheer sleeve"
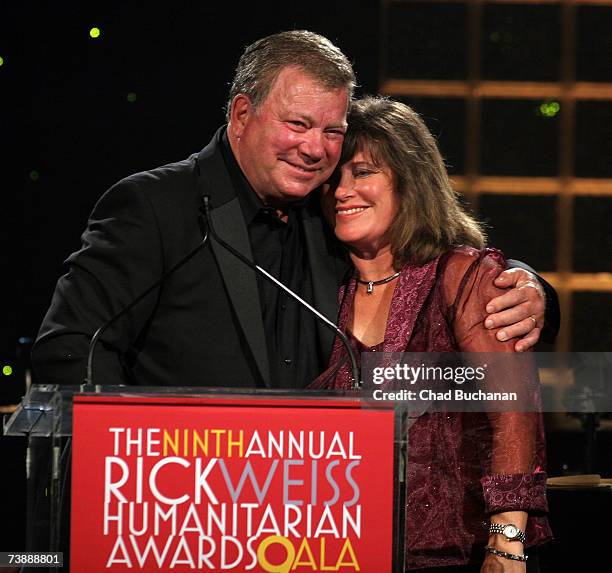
[442,248,548,516]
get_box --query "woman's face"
[322,150,399,256]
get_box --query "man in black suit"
[31,31,556,389]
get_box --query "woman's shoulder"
[441,245,507,277]
[439,246,508,307]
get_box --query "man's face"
[229,67,349,208]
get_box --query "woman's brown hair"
[340,96,485,266]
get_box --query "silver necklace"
[355,271,401,294]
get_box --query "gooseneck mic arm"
[83,228,210,389]
[201,195,361,389]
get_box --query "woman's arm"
[442,248,548,571]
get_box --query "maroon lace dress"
[313,247,552,569]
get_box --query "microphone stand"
[83,195,362,390]
[201,195,361,389]
[83,229,210,389]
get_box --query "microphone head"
[198,195,213,232]
[200,195,213,216]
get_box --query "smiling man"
[31,31,557,389]
[228,66,349,216]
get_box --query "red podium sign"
[71,395,396,572]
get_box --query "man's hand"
[485,268,546,352]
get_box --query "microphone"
[201,195,361,389]
[83,228,210,389]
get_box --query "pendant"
[367,281,374,294]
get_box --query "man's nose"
[298,130,325,163]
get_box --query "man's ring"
[529,315,537,326]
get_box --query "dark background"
[1,1,379,363]
[1,0,381,553]
[1,0,611,565]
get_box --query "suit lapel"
[302,196,350,361]
[195,130,271,387]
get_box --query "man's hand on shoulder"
[485,268,545,352]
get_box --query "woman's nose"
[334,175,354,200]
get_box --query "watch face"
[504,525,518,538]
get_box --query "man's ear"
[228,94,252,139]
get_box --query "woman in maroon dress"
[316,96,552,572]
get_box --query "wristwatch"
[488,523,526,543]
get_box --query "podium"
[4,385,406,572]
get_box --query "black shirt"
[219,132,322,388]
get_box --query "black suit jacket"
[31,128,349,387]
[32,128,560,387]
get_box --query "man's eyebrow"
[288,112,314,124]
[289,112,347,130]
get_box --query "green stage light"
[29,170,39,181]
[2,365,13,376]
[0,56,4,67]
[90,27,101,39]
[539,101,560,118]
[127,92,137,103]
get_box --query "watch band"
[488,523,526,543]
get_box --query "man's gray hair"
[226,30,356,121]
